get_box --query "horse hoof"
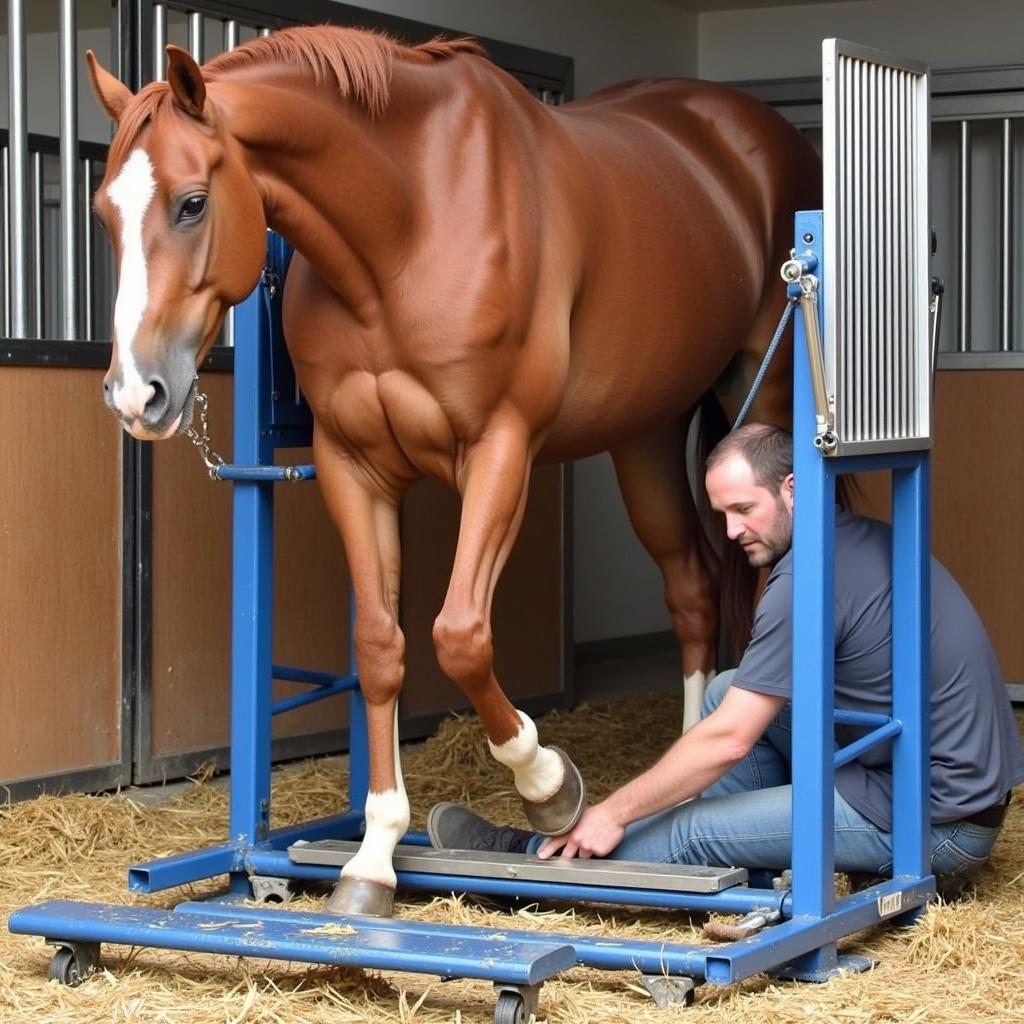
[324,875,395,917]
[521,746,586,836]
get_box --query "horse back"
[530,77,820,457]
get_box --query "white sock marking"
[107,148,156,419]
[343,709,409,889]
[683,669,715,733]
[488,711,563,803]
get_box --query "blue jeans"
[529,670,1001,877]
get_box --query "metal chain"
[184,387,226,479]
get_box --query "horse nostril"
[143,378,170,425]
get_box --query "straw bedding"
[2,697,1023,1023]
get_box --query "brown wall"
[399,467,567,723]
[0,366,123,785]
[148,373,351,780]
[4,363,1016,792]
[853,369,1023,683]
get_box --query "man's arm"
[538,685,785,860]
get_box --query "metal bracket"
[702,907,781,942]
[639,974,696,1008]
[781,252,837,454]
[929,276,944,381]
[248,875,293,904]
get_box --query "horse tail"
[693,391,759,665]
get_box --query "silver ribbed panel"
[822,40,931,454]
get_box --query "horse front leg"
[314,436,409,917]
[432,412,585,836]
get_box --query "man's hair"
[705,423,793,494]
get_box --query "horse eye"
[178,195,207,223]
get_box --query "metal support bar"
[289,841,749,893]
[128,811,365,892]
[833,709,891,727]
[3,147,10,335]
[213,463,316,482]
[152,3,167,82]
[999,118,1014,352]
[188,11,205,62]
[890,458,931,877]
[246,848,787,918]
[227,286,275,862]
[272,679,357,717]
[7,0,29,337]
[791,212,836,922]
[957,120,971,353]
[82,159,94,339]
[59,0,80,339]
[834,720,903,769]
[272,667,358,687]
[31,151,43,338]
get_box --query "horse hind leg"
[610,418,720,732]
[432,416,585,836]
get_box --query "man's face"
[706,454,795,567]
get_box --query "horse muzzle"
[104,370,197,440]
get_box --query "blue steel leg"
[891,456,931,887]
[783,210,872,981]
[228,478,275,883]
[790,211,836,926]
[226,283,276,893]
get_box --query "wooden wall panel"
[851,369,1023,683]
[149,376,349,776]
[0,367,122,784]
[150,373,235,760]
[399,465,567,723]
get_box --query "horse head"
[87,47,266,439]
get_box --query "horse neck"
[210,76,417,317]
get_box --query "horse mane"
[205,26,484,117]
[105,27,482,166]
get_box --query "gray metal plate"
[288,841,747,893]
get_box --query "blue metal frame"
[9,217,935,996]
[787,209,933,978]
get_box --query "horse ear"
[86,50,133,122]
[165,45,207,119]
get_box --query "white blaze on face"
[107,148,157,419]
[488,710,563,803]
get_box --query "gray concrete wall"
[698,0,1023,80]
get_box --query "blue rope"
[732,296,798,431]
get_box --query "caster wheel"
[47,948,85,986]
[494,990,527,1024]
[45,941,99,986]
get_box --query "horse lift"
[9,40,937,1022]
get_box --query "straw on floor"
[2,697,1022,1024]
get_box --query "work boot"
[427,803,534,854]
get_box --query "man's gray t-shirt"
[732,511,1024,831]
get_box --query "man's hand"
[537,801,625,860]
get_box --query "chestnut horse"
[87,26,819,917]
